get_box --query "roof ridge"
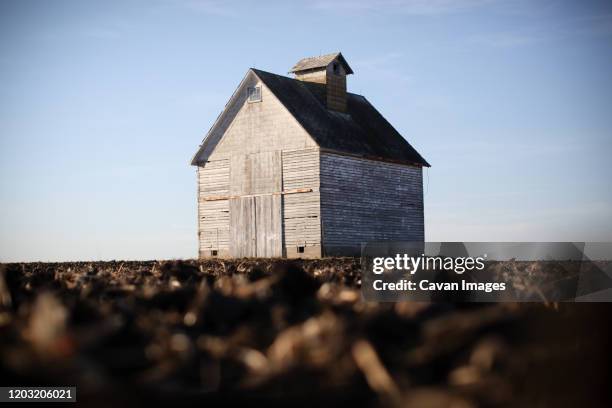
[250,68,429,167]
[289,52,353,74]
[250,68,365,97]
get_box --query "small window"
[297,246,305,254]
[332,62,339,74]
[247,86,261,102]
[211,250,218,256]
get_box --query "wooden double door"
[229,195,282,257]
[228,151,282,258]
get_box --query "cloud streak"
[468,13,612,48]
[310,0,496,15]
[169,0,236,16]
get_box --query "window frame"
[247,86,262,103]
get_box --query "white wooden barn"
[191,53,429,258]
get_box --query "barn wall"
[198,79,321,258]
[208,80,316,160]
[320,152,424,256]
[281,148,321,258]
[197,159,230,257]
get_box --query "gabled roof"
[191,68,429,167]
[252,69,429,167]
[289,52,354,75]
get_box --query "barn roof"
[289,52,354,75]
[252,69,429,167]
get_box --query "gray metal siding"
[320,152,424,252]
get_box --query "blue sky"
[1,0,611,261]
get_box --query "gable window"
[247,86,261,102]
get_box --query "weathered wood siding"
[255,195,282,257]
[208,79,316,160]
[197,159,230,255]
[320,152,424,255]
[281,148,321,251]
[198,78,320,258]
[229,151,282,257]
[230,151,282,195]
[228,195,282,257]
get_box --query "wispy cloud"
[468,30,544,48]
[573,13,612,37]
[352,52,414,84]
[77,1,239,41]
[169,0,236,16]
[310,0,496,15]
[468,13,612,48]
[353,52,404,68]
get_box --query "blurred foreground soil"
[0,259,610,407]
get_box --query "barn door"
[229,151,282,258]
[254,195,282,257]
[229,195,282,257]
[229,197,256,257]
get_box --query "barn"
[191,52,429,258]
